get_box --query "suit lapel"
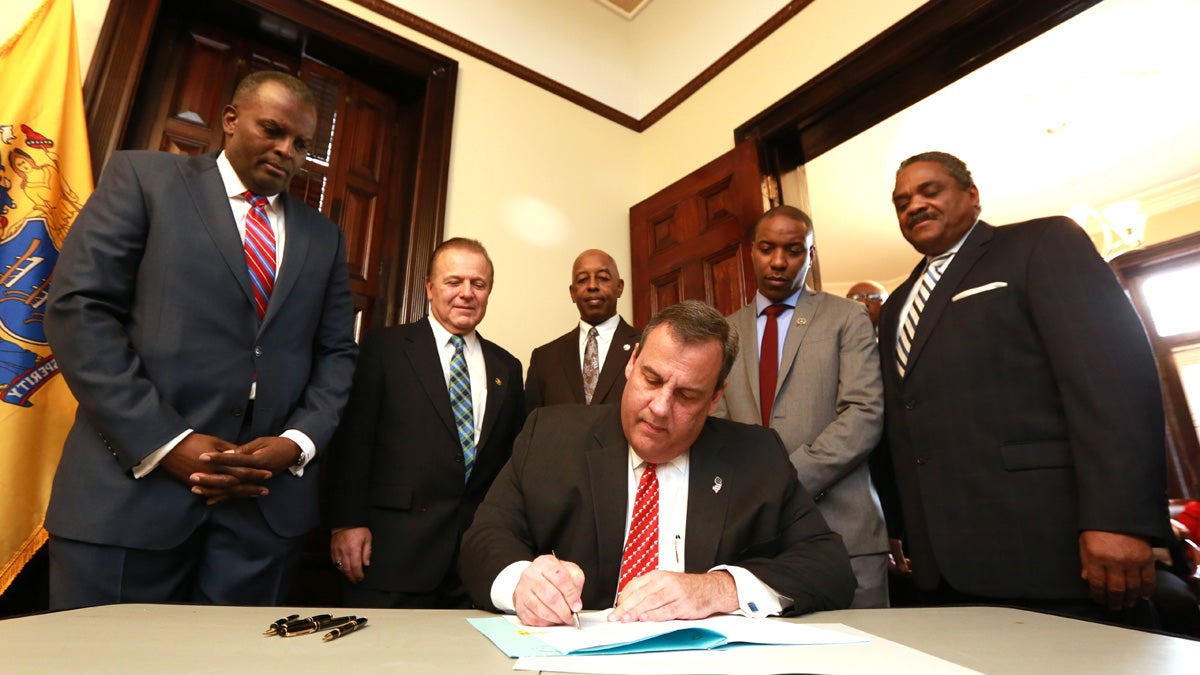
[592,319,638,403]
[776,291,819,391]
[180,153,256,313]
[880,263,922,379]
[260,193,310,331]
[553,330,587,405]
[585,410,630,589]
[902,222,994,375]
[405,321,457,437]
[475,335,513,450]
[730,306,762,410]
[684,424,732,571]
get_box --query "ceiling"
[388,0,1200,288]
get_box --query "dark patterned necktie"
[583,326,599,403]
[448,335,475,481]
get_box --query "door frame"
[83,0,456,325]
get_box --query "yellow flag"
[0,0,92,595]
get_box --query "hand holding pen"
[511,552,585,628]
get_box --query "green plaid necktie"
[449,335,476,481]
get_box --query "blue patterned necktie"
[448,335,476,481]
[896,253,954,378]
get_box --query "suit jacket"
[524,317,640,411]
[459,405,856,614]
[45,150,357,548]
[327,319,525,592]
[716,293,887,565]
[874,217,1171,599]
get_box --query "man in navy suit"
[328,238,525,608]
[524,249,639,411]
[45,71,357,609]
[874,151,1170,625]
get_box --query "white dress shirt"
[893,220,979,345]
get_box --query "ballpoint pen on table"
[322,617,369,642]
[271,613,332,636]
[281,615,355,637]
[263,614,300,636]
[550,549,581,630]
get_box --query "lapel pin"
[712,476,723,494]
[796,317,807,325]
[494,377,502,386]
[623,343,631,351]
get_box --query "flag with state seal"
[0,0,92,594]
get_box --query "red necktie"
[759,304,788,426]
[618,463,659,593]
[243,192,276,320]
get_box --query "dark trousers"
[49,498,304,610]
[341,564,470,609]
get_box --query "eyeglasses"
[848,293,885,302]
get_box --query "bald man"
[847,281,888,336]
[524,249,640,411]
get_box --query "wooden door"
[629,139,765,326]
[125,10,400,333]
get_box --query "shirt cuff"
[133,429,193,478]
[281,429,316,476]
[711,565,785,618]
[491,560,532,613]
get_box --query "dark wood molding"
[347,0,813,133]
[637,0,816,131]
[83,0,456,328]
[736,0,1103,168]
[348,0,639,129]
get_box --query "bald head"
[847,281,887,330]
[569,249,624,325]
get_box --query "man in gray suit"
[45,71,357,609]
[715,205,888,608]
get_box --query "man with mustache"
[328,238,525,608]
[45,71,357,608]
[873,151,1170,626]
[715,205,888,607]
[524,248,640,412]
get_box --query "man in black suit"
[874,151,1170,625]
[524,249,639,411]
[328,238,524,608]
[461,301,855,626]
[44,71,357,609]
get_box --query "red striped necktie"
[618,463,659,593]
[243,192,276,320]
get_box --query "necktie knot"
[243,191,269,209]
[587,326,599,339]
[762,303,789,318]
[451,334,466,351]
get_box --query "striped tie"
[243,192,276,320]
[617,463,659,593]
[896,253,953,378]
[448,335,476,482]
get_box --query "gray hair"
[640,300,739,390]
[897,151,974,189]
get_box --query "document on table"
[467,609,864,658]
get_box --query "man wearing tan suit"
[715,205,888,607]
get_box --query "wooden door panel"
[338,183,379,292]
[630,139,763,325]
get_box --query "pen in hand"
[551,549,581,630]
[323,617,368,642]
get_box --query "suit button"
[453,454,462,463]
[231,406,244,417]
[254,346,263,357]
[916,457,927,466]
[904,399,916,410]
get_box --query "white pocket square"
[952,282,1008,302]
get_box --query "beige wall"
[1147,201,1200,247]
